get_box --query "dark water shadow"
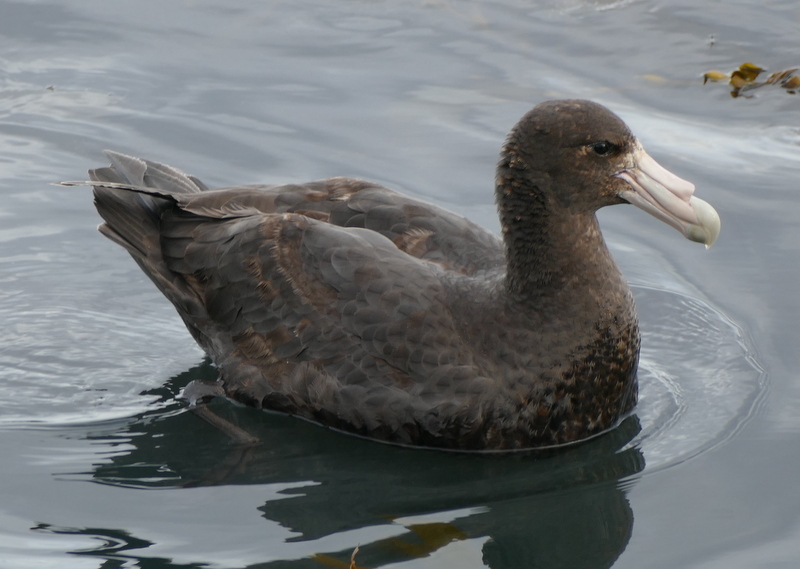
[58,360,645,568]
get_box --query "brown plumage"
[84,100,719,450]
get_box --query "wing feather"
[89,152,502,443]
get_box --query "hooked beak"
[615,145,721,248]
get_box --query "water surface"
[1,1,798,567]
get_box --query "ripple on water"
[0,297,201,428]
[626,285,764,472]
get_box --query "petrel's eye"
[590,141,617,156]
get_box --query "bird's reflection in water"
[86,360,644,569]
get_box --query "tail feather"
[103,151,147,186]
[93,186,157,257]
[87,151,219,352]
[103,150,203,195]
[90,150,205,259]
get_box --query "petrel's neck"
[495,166,623,306]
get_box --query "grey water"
[0,0,798,567]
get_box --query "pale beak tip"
[687,196,721,248]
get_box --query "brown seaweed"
[704,62,800,97]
